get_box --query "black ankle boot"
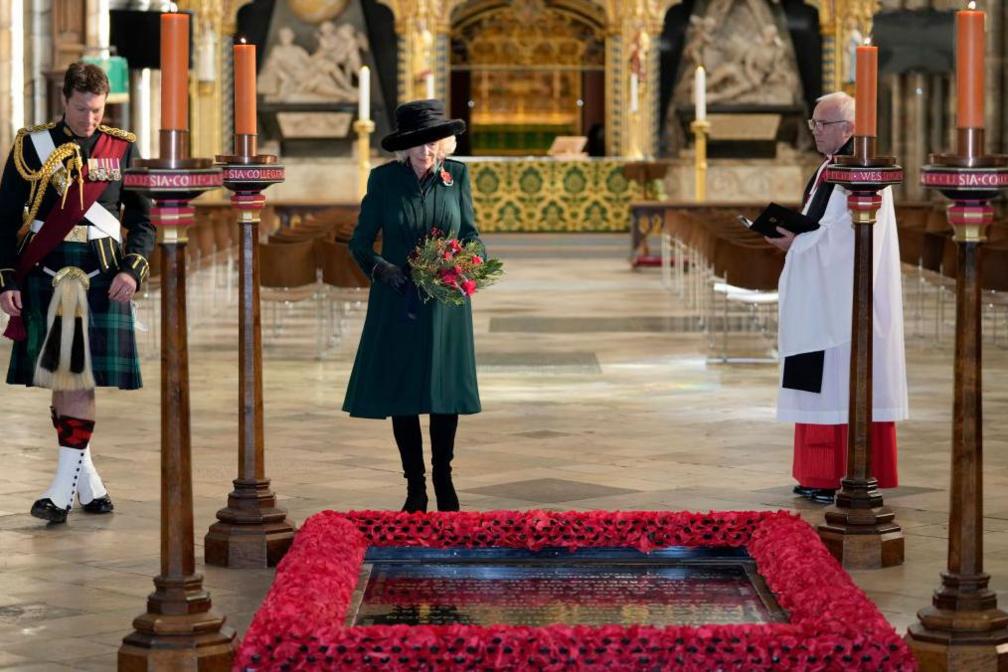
[402,477,428,513]
[429,414,460,511]
[432,471,460,512]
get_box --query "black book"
[739,202,821,239]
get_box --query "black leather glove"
[372,259,407,292]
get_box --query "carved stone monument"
[244,0,391,157]
[666,0,805,157]
[673,0,802,107]
[258,21,368,103]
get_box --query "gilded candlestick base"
[690,119,710,202]
[354,118,375,200]
[626,109,644,161]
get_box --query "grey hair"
[394,136,457,163]
[816,92,855,123]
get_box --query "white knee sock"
[76,446,108,505]
[40,447,85,511]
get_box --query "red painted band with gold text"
[825,167,904,183]
[123,171,223,189]
[921,170,1008,188]
[222,166,285,181]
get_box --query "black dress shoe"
[811,489,836,504]
[30,498,69,524]
[81,495,114,514]
[792,485,816,498]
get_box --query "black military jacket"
[0,119,154,292]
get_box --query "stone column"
[986,0,1002,153]
[605,32,623,156]
[822,32,839,94]
[0,0,13,155]
[395,0,437,103]
[930,74,947,156]
[433,26,450,102]
[906,72,928,201]
[947,71,957,151]
[30,0,51,124]
[220,37,232,150]
[85,0,100,50]
[1003,5,1008,155]
[890,73,904,192]
[397,29,410,102]
[647,30,660,157]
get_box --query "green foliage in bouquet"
[408,229,504,305]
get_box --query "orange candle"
[956,5,985,128]
[854,44,877,137]
[160,11,189,131]
[234,41,257,135]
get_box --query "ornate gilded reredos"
[451,0,604,132]
[285,0,351,22]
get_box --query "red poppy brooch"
[440,168,453,187]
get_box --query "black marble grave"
[348,547,787,627]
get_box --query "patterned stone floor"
[1,233,1006,669]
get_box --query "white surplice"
[776,176,909,424]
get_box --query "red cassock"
[792,422,898,489]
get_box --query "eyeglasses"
[807,119,848,131]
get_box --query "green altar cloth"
[462,158,642,232]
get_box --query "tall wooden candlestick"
[206,127,295,568]
[907,14,1008,657]
[118,13,233,669]
[908,163,1008,672]
[817,50,904,568]
[117,22,232,663]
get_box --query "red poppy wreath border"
[235,510,916,671]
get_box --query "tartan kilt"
[7,241,142,389]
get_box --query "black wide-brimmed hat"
[381,99,466,152]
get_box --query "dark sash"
[3,132,128,341]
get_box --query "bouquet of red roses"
[407,228,503,305]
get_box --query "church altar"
[461,158,642,233]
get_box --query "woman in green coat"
[343,99,483,513]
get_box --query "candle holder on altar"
[354,118,375,200]
[118,129,235,670]
[816,135,906,569]
[626,109,645,161]
[203,133,295,569]
[690,119,710,202]
[906,127,1008,670]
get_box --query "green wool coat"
[342,158,484,419]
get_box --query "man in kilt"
[0,63,153,524]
